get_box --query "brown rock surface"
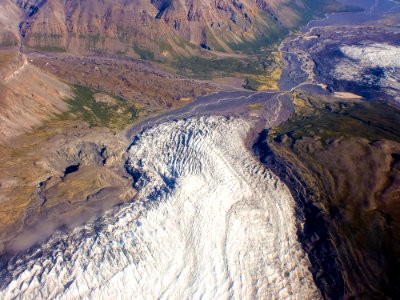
[28,52,216,113]
[0,120,135,253]
[0,0,20,47]
[0,51,72,144]
[261,95,400,298]
[17,0,322,56]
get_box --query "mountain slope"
[17,0,333,57]
[0,0,20,47]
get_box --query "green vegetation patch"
[133,45,155,60]
[27,33,66,52]
[79,33,105,50]
[0,32,18,47]
[228,13,288,54]
[28,45,66,52]
[270,95,400,143]
[170,53,281,91]
[60,85,139,130]
[173,56,251,79]
[172,54,272,77]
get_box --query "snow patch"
[333,43,400,103]
[340,43,400,68]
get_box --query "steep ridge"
[0,116,320,299]
[0,0,20,47]
[0,53,72,144]
[16,0,332,56]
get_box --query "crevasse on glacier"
[0,116,320,300]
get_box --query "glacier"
[339,43,400,69]
[0,116,320,299]
[333,43,400,103]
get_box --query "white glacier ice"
[339,43,400,69]
[0,116,320,300]
[333,43,400,103]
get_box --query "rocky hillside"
[0,54,72,144]
[16,0,332,57]
[0,0,20,47]
[260,94,400,298]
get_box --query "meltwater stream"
[0,116,319,299]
